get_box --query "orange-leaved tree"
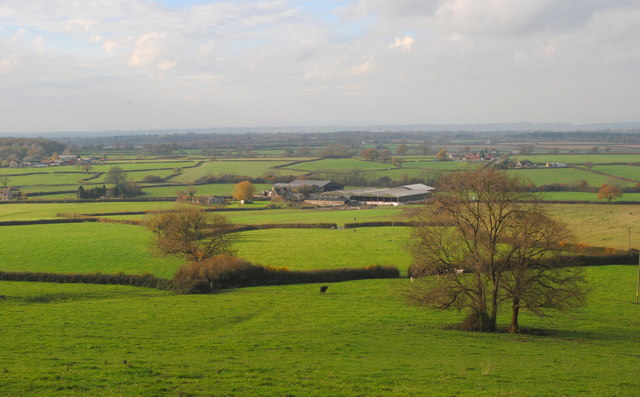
[597,183,623,203]
[232,180,255,201]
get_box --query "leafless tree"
[406,168,588,332]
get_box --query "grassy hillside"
[0,265,638,396]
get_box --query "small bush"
[142,175,165,183]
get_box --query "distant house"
[196,195,227,205]
[545,162,568,168]
[0,188,13,201]
[515,160,536,169]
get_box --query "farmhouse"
[0,187,13,201]
[306,184,435,206]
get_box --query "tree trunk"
[509,298,520,334]
[489,285,499,332]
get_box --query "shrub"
[142,175,165,183]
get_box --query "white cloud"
[128,32,164,67]
[388,36,414,52]
[32,36,44,53]
[157,60,176,71]
[351,56,375,75]
[0,56,19,74]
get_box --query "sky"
[1,0,639,133]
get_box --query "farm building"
[306,184,435,206]
[0,187,13,201]
[271,180,344,202]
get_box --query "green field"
[174,160,291,182]
[591,165,640,182]
[513,154,640,164]
[4,172,88,186]
[545,204,640,249]
[93,169,178,184]
[540,191,640,202]
[0,223,183,277]
[236,227,411,271]
[140,183,272,198]
[0,202,176,221]
[404,160,479,171]
[226,207,405,226]
[506,168,610,186]
[0,265,638,396]
[289,158,394,172]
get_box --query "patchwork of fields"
[2,151,640,395]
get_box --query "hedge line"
[227,223,338,233]
[407,253,639,277]
[0,218,96,227]
[177,260,400,291]
[0,265,400,294]
[343,221,415,228]
[209,265,400,290]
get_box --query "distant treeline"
[0,137,67,162]
[58,130,640,152]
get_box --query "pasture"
[288,158,393,172]
[0,265,638,396]
[235,227,412,271]
[173,160,292,182]
[0,202,177,221]
[590,165,640,182]
[545,204,640,250]
[513,154,640,164]
[0,223,183,277]
[506,168,610,186]
[140,183,272,198]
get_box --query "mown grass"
[0,265,638,396]
[0,223,183,277]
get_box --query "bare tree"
[146,207,235,262]
[406,168,588,332]
[501,209,588,333]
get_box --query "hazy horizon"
[1,0,639,133]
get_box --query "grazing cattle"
[320,285,329,293]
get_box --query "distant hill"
[2,122,640,138]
